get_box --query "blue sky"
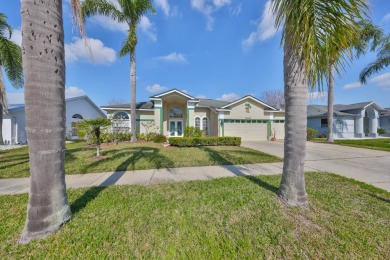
[2,0,390,108]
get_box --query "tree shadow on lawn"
[71,147,174,214]
[200,147,278,194]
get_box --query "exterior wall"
[224,99,269,120]
[14,110,27,143]
[163,100,187,137]
[379,116,390,136]
[307,116,355,138]
[1,116,12,144]
[137,111,156,133]
[307,117,326,136]
[209,110,219,137]
[193,107,212,136]
[66,98,105,139]
[2,110,27,144]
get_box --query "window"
[195,117,201,129]
[202,117,209,135]
[112,112,130,133]
[72,114,83,119]
[335,119,343,132]
[321,118,328,128]
[169,107,183,118]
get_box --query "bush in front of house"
[307,128,318,141]
[377,128,387,136]
[318,133,326,138]
[169,137,241,147]
[153,134,167,143]
[184,126,202,138]
[101,132,132,143]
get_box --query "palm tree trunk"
[327,64,334,143]
[20,0,71,244]
[130,50,137,143]
[0,102,3,145]
[0,69,5,145]
[278,39,308,207]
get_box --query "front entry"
[169,120,183,137]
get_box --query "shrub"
[184,126,202,138]
[318,133,326,138]
[307,128,318,141]
[377,128,387,136]
[169,137,241,147]
[100,132,131,143]
[137,133,146,141]
[153,134,167,143]
[146,132,157,141]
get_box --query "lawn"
[0,141,282,179]
[314,138,390,151]
[0,172,389,258]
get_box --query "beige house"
[101,89,285,141]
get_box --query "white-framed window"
[195,117,201,129]
[169,107,183,118]
[112,111,130,133]
[335,119,343,132]
[202,117,209,135]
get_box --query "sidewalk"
[0,162,315,195]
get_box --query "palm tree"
[0,13,23,145]
[326,21,384,143]
[272,0,369,207]
[19,0,84,244]
[76,117,111,156]
[359,35,389,84]
[81,0,155,143]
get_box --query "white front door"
[169,120,183,137]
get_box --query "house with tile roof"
[307,101,389,138]
[101,89,286,141]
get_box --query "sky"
[2,0,390,108]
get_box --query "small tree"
[77,118,111,157]
[261,89,285,109]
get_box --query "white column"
[355,110,365,138]
[368,117,378,137]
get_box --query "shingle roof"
[197,99,230,109]
[101,101,154,110]
[307,105,358,118]
[333,101,373,111]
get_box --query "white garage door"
[272,121,285,140]
[224,120,269,141]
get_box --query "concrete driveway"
[242,140,390,192]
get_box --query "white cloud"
[10,29,22,46]
[139,16,157,42]
[242,0,277,50]
[230,3,242,16]
[65,37,116,65]
[156,52,188,64]
[369,72,390,87]
[308,91,327,100]
[217,93,240,102]
[155,0,173,17]
[382,12,390,23]
[65,86,86,98]
[6,93,24,105]
[343,81,363,89]
[196,95,207,99]
[191,0,232,30]
[146,84,167,93]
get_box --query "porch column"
[368,110,379,137]
[218,111,224,137]
[355,110,364,138]
[154,99,163,134]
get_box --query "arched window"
[335,119,343,132]
[202,117,209,135]
[72,114,83,119]
[169,107,183,118]
[112,112,130,133]
[195,117,201,129]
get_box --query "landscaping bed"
[0,172,389,258]
[0,141,281,178]
[314,138,390,151]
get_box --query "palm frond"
[0,68,7,111]
[82,0,126,24]
[0,13,13,39]
[0,37,23,88]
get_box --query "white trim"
[221,96,277,111]
[100,107,154,111]
[169,119,184,137]
[194,116,201,129]
[152,89,198,100]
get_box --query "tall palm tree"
[272,0,368,207]
[82,0,155,143]
[326,21,384,143]
[0,13,23,145]
[19,0,84,244]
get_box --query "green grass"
[0,141,281,179]
[0,172,389,258]
[334,138,390,151]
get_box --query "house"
[101,89,285,141]
[379,108,390,136]
[1,95,105,144]
[307,101,388,138]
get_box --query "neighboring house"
[379,108,390,136]
[101,89,285,141]
[1,95,105,144]
[307,101,387,139]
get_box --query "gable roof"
[333,101,383,111]
[150,88,198,100]
[307,105,358,118]
[220,95,278,111]
[197,99,230,109]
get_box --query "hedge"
[169,137,241,147]
[307,128,318,141]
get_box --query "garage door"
[224,120,269,141]
[271,120,285,140]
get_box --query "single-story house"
[101,89,285,141]
[307,101,389,138]
[1,95,105,144]
[379,108,390,136]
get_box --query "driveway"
[242,140,390,192]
